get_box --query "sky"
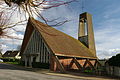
[1,0,120,59]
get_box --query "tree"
[1,0,76,25]
[0,11,26,39]
[107,53,120,67]
[0,0,77,38]
[0,0,77,51]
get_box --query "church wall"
[22,29,50,64]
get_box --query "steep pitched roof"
[20,18,97,59]
[2,51,19,57]
[20,20,34,55]
[0,52,2,57]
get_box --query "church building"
[20,12,99,72]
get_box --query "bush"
[2,58,9,62]
[32,62,49,69]
[19,61,25,66]
[2,58,20,62]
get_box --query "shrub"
[32,62,49,69]
[2,57,20,62]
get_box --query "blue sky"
[1,0,120,59]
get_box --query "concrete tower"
[78,12,96,56]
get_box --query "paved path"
[0,63,82,80]
[0,63,117,80]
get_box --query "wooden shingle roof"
[20,18,97,59]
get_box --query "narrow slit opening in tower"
[84,19,88,36]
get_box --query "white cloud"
[0,44,9,54]
[97,48,120,59]
[1,38,22,45]
[103,5,120,19]
[94,6,120,59]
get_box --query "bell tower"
[78,12,96,56]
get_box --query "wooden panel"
[83,59,87,69]
[86,59,95,70]
[39,37,42,63]
[94,59,97,67]
[69,59,74,69]
[53,55,65,73]
[73,58,83,70]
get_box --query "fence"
[106,66,120,77]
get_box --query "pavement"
[0,63,118,80]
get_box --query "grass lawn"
[3,62,20,65]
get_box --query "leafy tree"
[107,54,120,67]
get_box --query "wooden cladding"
[23,30,50,63]
[57,57,100,72]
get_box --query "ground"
[0,63,118,80]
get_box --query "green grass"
[5,61,19,65]
[84,70,93,73]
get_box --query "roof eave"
[55,53,97,60]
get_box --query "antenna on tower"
[81,0,85,12]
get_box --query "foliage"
[32,62,49,69]
[1,57,20,62]
[5,61,19,65]
[19,61,49,68]
[19,61,25,66]
[84,70,92,73]
[107,54,120,67]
